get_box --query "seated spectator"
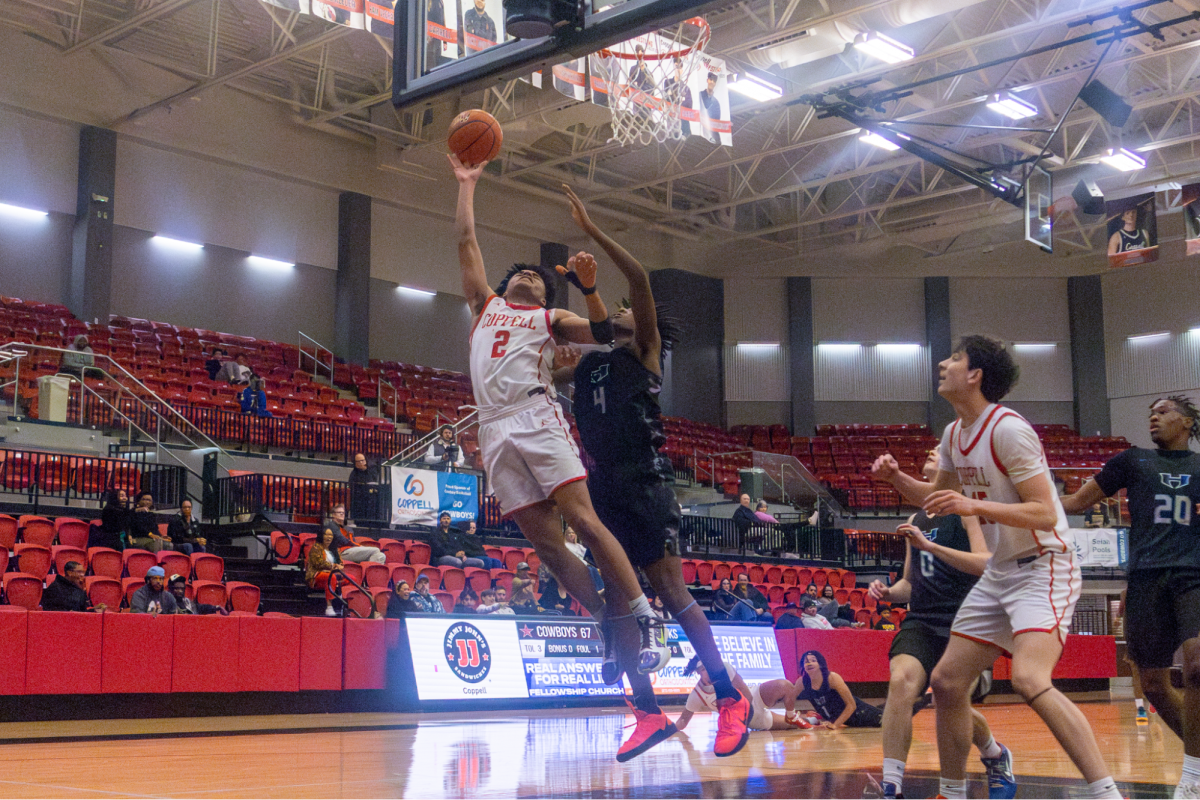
[509,562,538,613]
[538,570,574,616]
[215,353,251,384]
[166,499,207,555]
[732,572,771,620]
[238,373,272,417]
[817,584,854,628]
[42,561,103,612]
[804,583,821,603]
[131,566,177,614]
[429,512,486,568]
[477,587,515,615]
[453,585,481,614]
[799,597,833,629]
[707,577,758,622]
[90,488,131,551]
[306,528,346,617]
[1084,503,1107,528]
[129,492,169,552]
[775,603,806,630]
[873,605,897,631]
[59,334,94,378]
[424,425,464,470]
[461,520,503,569]
[169,575,226,615]
[205,348,228,381]
[651,593,671,620]
[348,453,381,523]
[732,494,758,551]
[564,526,603,591]
[386,580,423,618]
[410,574,444,613]
[326,504,385,564]
[754,500,778,524]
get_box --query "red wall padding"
[0,608,28,694]
[343,618,386,690]
[103,614,174,693]
[27,611,103,694]
[238,615,301,692]
[991,634,1116,680]
[173,614,240,692]
[385,618,401,651]
[300,616,344,691]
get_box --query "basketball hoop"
[590,16,711,146]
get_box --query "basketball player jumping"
[451,154,669,674]
[872,335,1121,799]
[1060,395,1200,799]
[557,184,751,760]
[868,448,1014,800]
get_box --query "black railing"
[0,446,186,511]
[844,530,908,568]
[214,473,353,522]
[679,515,842,561]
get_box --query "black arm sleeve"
[589,318,615,345]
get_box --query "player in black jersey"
[869,449,1014,799]
[558,184,752,762]
[1061,395,1200,799]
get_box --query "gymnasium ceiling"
[3,0,1200,276]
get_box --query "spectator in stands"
[216,353,251,384]
[238,372,272,417]
[42,561,103,612]
[800,597,833,629]
[805,583,820,602]
[564,526,603,591]
[411,574,444,613]
[91,488,131,551]
[306,528,346,617]
[708,577,758,622]
[166,499,207,555]
[478,586,516,615]
[732,572,771,620]
[817,584,854,628]
[775,603,806,630]
[169,575,226,615]
[424,425,465,470]
[129,491,169,552]
[430,511,487,568]
[59,334,94,379]
[326,504,385,565]
[651,593,671,620]
[348,453,381,523]
[131,566,178,614]
[205,348,228,381]
[461,519,503,570]
[1084,503,1108,528]
[754,500,778,524]
[732,494,758,551]
[539,569,575,615]
[510,562,538,613]
[454,585,480,614]
[386,579,423,618]
[873,605,897,631]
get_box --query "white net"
[589,17,711,146]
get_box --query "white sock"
[629,594,653,618]
[978,735,1002,760]
[1182,754,1200,784]
[882,758,905,789]
[937,778,966,798]
[1086,777,1121,798]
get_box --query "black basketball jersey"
[573,348,673,485]
[906,510,980,637]
[1115,227,1149,252]
[1094,447,1200,571]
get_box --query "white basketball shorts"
[479,399,587,516]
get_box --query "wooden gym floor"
[0,695,1182,798]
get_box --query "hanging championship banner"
[390,466,479,526]
[1183,183,1200,257]
[1106,192,1158,268]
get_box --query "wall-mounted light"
[875,343,921,354]
[1013,342,1057,350]
[151,235,204,251]
[1127,331,1170,343]
[817,342,862,353]
[986,92,1038,120]
[397,286,436,297]
[853,31,914,64]
[0,202,49,220]
[1100,148,1146,172]
[728,73,783,103]
[1189,326,1200,335]
[246,255,295,271]
[736,341,781,349]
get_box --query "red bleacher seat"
[158,551,192,581]
[681,560,698,584]
[85,576,122,610]
[407,541,431,565]
[391,564,417,587]
[51,545,87,575]
[226,582,261,613]
[191,553,224,582]
[123,549,157,580]
[341,563,363,585]
[3,573,43,609]
[54,518,90,549]
[18,515,55,547]
[696,561,715,586]
[192,580,227,608]
[0,514,18,550]
[492,569,515,594]
[88,547,123,579]
[381,539,406,564]
[362,562,391,590]
[501,549,526,571]
[435,591,455,612]
[345,589,372,618]
[371,587,392,616]
[121,577,145,607]
[14,544,51,579]
[440,567,466,593]
[464,567,491,594]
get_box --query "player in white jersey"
[872,335,1120,800]
[452,154,669,676]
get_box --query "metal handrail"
[298,331,335,386]
[0,346,27,417]
[0,341,231,465]
[387,407,479,467]
[690,448,754,488]
[377,375,399,424]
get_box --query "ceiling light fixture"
[986,92,1038,120]
[397,286,436,297]
[853,31,914,64]
[1100,148,1146,172]
[0,202,49,220]
[728,73,783,102]
[859,131,901,151]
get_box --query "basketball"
[448,109,503,167]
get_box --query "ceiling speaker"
[1078,80,1132,128]
[1072,179,1105,216]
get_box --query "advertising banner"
[1106,192,1158,268]
[389,466,479,526]
[1070,528,1126,568]
[405,618,787,702]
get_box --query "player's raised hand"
[898,523,934,552]
[562,184,598,235]
[923,490,974,518]
[871,454,901,483]
[867,579,891,601]
[556,252,598,293]
[448,153,486,183]
[553,344,582,370]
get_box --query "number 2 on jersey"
[490,330,510,359]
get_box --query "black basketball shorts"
[1125,568,1200,669]
[889,618,951,691]
[590,479,682,569]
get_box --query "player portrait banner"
[389,466,479,526]
[459,0,503,55]
[405,618,786,701]
[1183,183,1200,257]
[1070,528,1126,568]
[1106,192,1158,268]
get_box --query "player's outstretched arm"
[871,454,957,506]
[552,251,611,344]
[901,517,990,578]
[450,154,493,316]
[1060,478,1107,514]
[925,473,1060,531]
[562,185,660,367]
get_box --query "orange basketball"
[447,109,503,167]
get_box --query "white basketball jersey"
[938,404,1072,565]
[469,295,555,410]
